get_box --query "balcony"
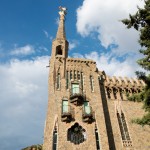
[61,105,74,122]
[82,106,95,123]
[70,87,85,105]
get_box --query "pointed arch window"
[90,75,94,92]
[77,71,80,80]
[52,126,58,150]
[81,72,83,90]
[56,45,62,55]
[56,73,60,89]
[66,71,69,89]
[70,71,73,80]
[67,123,86,144]
[117,111,132,147]
[95,124,100,150]
[74,70,77,80]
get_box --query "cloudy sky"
[0,0,145,149]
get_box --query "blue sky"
[0,0,145,150]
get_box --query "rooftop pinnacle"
[56,6,67,40]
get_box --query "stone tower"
[43,7,150,150]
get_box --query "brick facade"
[43,7,150,150]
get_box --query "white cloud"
[0,56,49,150]
[43,30,53,41]
[55,17,59,25]
[72,51,144,77]
[43,30,49,38]
[11,45,35,56]
[76,0,144,55]
[69,40,79,50]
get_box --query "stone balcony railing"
[70,87,85,105]
[61,105,74,122]
[82,106,95,123]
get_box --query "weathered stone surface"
[43,7,150,150]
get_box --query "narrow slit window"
[95,124,100,150]
[66,71,69,89]
[113,88,117,99]
[70,71,73,80]
[107,88,111,99]
[56,73,60,89]
[77,71,80,80]
[81,72,83,90]
[117,112,126,140]
[74,71,77,80]
[90,75,94,92]
[120,90,123,100]
[121,113,130,140]
[52,126,58,150]
[117,111,131,144]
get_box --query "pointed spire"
[56,6,67,40]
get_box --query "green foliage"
[122,0,150,126]
[127,91,144,102]
[122,0,150,71]
[22,144,43,150]
[131,113,150,126]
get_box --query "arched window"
[77,71,80,80]
[66,71,69,89]
[56,45,62,55]
[67,123,86,144]
[107,88,111,99]
[117,111,131,141]
[90,75,94,92]
[56,73,60,89]
[81,72,83,90]
[113,88,117,99]
[95,124,100,150]
[52,126,58,150]
[70,71,73,80]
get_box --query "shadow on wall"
[99,79,116,150]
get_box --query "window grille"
[117,111,132,147]
[67,123,86,144]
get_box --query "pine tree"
[122,0,150,126]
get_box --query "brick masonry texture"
[43,8,150,150]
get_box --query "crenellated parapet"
[104,75,145,100]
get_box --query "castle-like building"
[43,7,150,150]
